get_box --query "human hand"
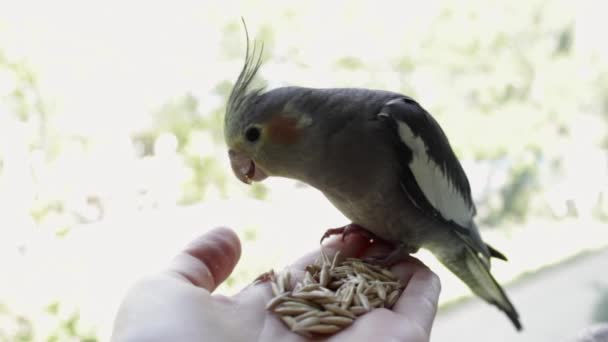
[111,227,441,342]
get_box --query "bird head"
[224,35,317,185]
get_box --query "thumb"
[166,227,241,292]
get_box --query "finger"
[389,256,427,285]
[393,264,441,332]
[166,227,241,292]
[290,233,373,270]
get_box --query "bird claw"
[319,227,347,244]
[319,223,374,244]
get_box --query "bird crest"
[225,19,265,131]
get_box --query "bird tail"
[437,244,522,330]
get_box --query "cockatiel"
[224,37,521,330]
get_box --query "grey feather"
[434,237,521,330]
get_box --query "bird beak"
[228,149,268,184]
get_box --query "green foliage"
[249,183,269,200]
[243,226,259,241]
[48,311,97,342]
[181,155,229,204]
[151,93,203,149]
[335,57,364,70]
[0,303,96,342]
[481,160,542,226]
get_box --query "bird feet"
[363,244,417,267]
[319,224,415,267]
[319,223,375,244]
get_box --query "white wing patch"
[396,120,474,227]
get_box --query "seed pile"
[265,251,405,338]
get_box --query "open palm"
[112,227,441,342]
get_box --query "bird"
[223,33,522,331]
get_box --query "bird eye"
[245,126,261,142]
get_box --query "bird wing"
[378,97,490,258]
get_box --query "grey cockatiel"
[224,38,522,330]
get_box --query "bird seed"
[266,250,405,337]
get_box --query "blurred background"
[0,0,607,340]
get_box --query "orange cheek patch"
[266,116,301,145]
